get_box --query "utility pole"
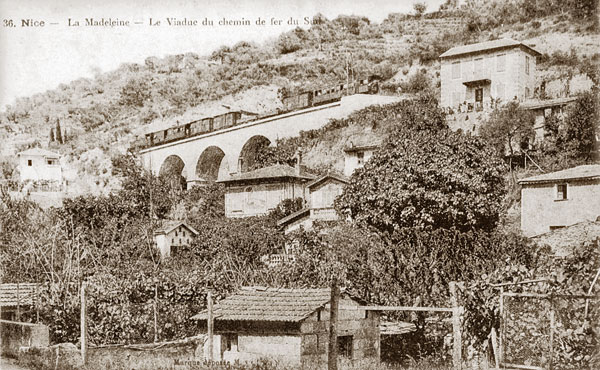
[328,277,339,370]
[80,282,87,365]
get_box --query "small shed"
[0,283,40,321]
[153,220,198,257]
[191,287,380,368]
[343,142,380,176]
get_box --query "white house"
[440,38,541,109]
[154,220,198,257]
[277,173,349,234]
[17,148,62,183]
[343,142,380,177]
[518,165,600,237]
[218,164,315,218]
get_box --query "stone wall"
[299,298,380,369]
[0,319,49,357]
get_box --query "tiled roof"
[17,148,60,158]
[154,220,198,235]
[518,165,600,185]
[306,173,349,189]
[192,286,338,322]
[521,97,578,110]
[217,165,315,183]
[0,283,40,307]
[439,38,541,59]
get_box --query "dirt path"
[0,357,30,370]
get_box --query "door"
[475,88,483,103]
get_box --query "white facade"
[154,222,197,257]
[17,148,62,183]
[519,165,600,237]
[440,39,540,109]
[343,146,377,177]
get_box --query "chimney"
[295,150,302,176]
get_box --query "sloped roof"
[532,220,600,257]
[217,165,315,183]
[17,148,60,158]
[518,165,600,185]
[276,208,310,228]
[154,220,198,235]
[307,173,349,190]
[0,283,40,307]
[521,96,577,110]
[439,38,541,59]
[191,286,361,322]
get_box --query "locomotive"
[144,77,379,148]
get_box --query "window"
[497,54,506,72]
[47,159,57,165]
[27,159,32,166]
[550,225,566,231]
[338,335,353,358]
[475,58,484,73]
[525,56,530,75]
[357,151,364,165]
[452,61,461,79]
[556,184,567,200]
[223,334,238,352]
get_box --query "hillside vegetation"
[0,0,598,194]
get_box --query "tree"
[49,128,55,143]
[413,2,427,17]
[561,91,598,160]
[479,101,535,183]
[336,127,507,233]
[55,119,63,144]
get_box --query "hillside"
[0,1,598,195]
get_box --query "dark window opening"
[338,335,353,358]
[557,184,567,200]
[224,334,238,352]
[550,225,566,231]
[317,310,321,321]
[28,159,32,166]
[357,152,364,165]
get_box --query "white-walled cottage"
[154,220,198,257]
[518,165,600,237]
[17,148,62,183]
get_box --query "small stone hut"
[191,286,380,368]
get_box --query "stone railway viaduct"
[139,94,400,186]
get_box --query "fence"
[496,291,599,370]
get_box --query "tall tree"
[55,119,63,144]
[336,127,507,233]
[49,128,55,143]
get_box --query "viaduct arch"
[140,94,402,186]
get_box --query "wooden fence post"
[449,282,462,370]
[16,282,20,321]
[328,278,339,370]
[80,282,87,365]
[549,299,555,370]
[207,291,214,362]
[154,284,159,343]
[499,288,504,365]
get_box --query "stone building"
[192,287,380,368]
[218,164,315,218]
[518,165,600,237]
[153,220,198,257]
[440,38,541,109]
[16,148,62,183]
[277,173,349,234]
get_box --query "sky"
[0,0,445,108]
